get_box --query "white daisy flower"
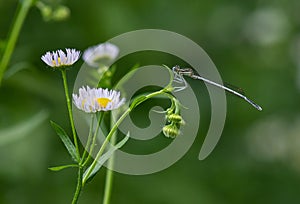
[82,43,119,67]
[73,86,125,113]
[41,48,81,67]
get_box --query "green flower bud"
[52,5,70,21]
[162,124,180,138]
[36,2,52,21]
[167,114,183,123]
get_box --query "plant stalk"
[0,0,33,85]
[61,70,80,160]
[71,167,83,204]
[102,113,117,204]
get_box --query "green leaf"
[4,61,33,79]
[48,164,78,171]
[50,121,79,162]
[83,132,130,183]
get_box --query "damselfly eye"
[172,65,180,72]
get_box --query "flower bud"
[162,124,180,138]
[166,108,173,116]
[52,5,70,21]
[167,114,183,123]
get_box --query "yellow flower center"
[52,57,61,66]
[97,98,111,108]
[81,99,87,108]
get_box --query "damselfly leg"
[172,66,188,92]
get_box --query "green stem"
[82,112,104,166]
[102,113,117,204]
[61,70,80,160]
[82,108,131,185]
[0,0,33,85]
[71,167,83,204]
[102,155,115,204]
[80,114,95,164]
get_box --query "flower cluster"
[41,42,119,69]
[162,99,185,138]
[41,44,125,114]
[72,86,125,113]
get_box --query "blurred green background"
[1,0,300,203]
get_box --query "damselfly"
[172,65,262,111]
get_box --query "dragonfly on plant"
[172,65,262,111]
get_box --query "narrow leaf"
[83,132,130,183]
[50,121,79,162]
[48,164,78,171]
[4,62,32,79]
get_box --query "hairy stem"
[71,167,83,204]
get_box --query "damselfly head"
[172,65,181,73]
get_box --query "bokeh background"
[1,0,300,203]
